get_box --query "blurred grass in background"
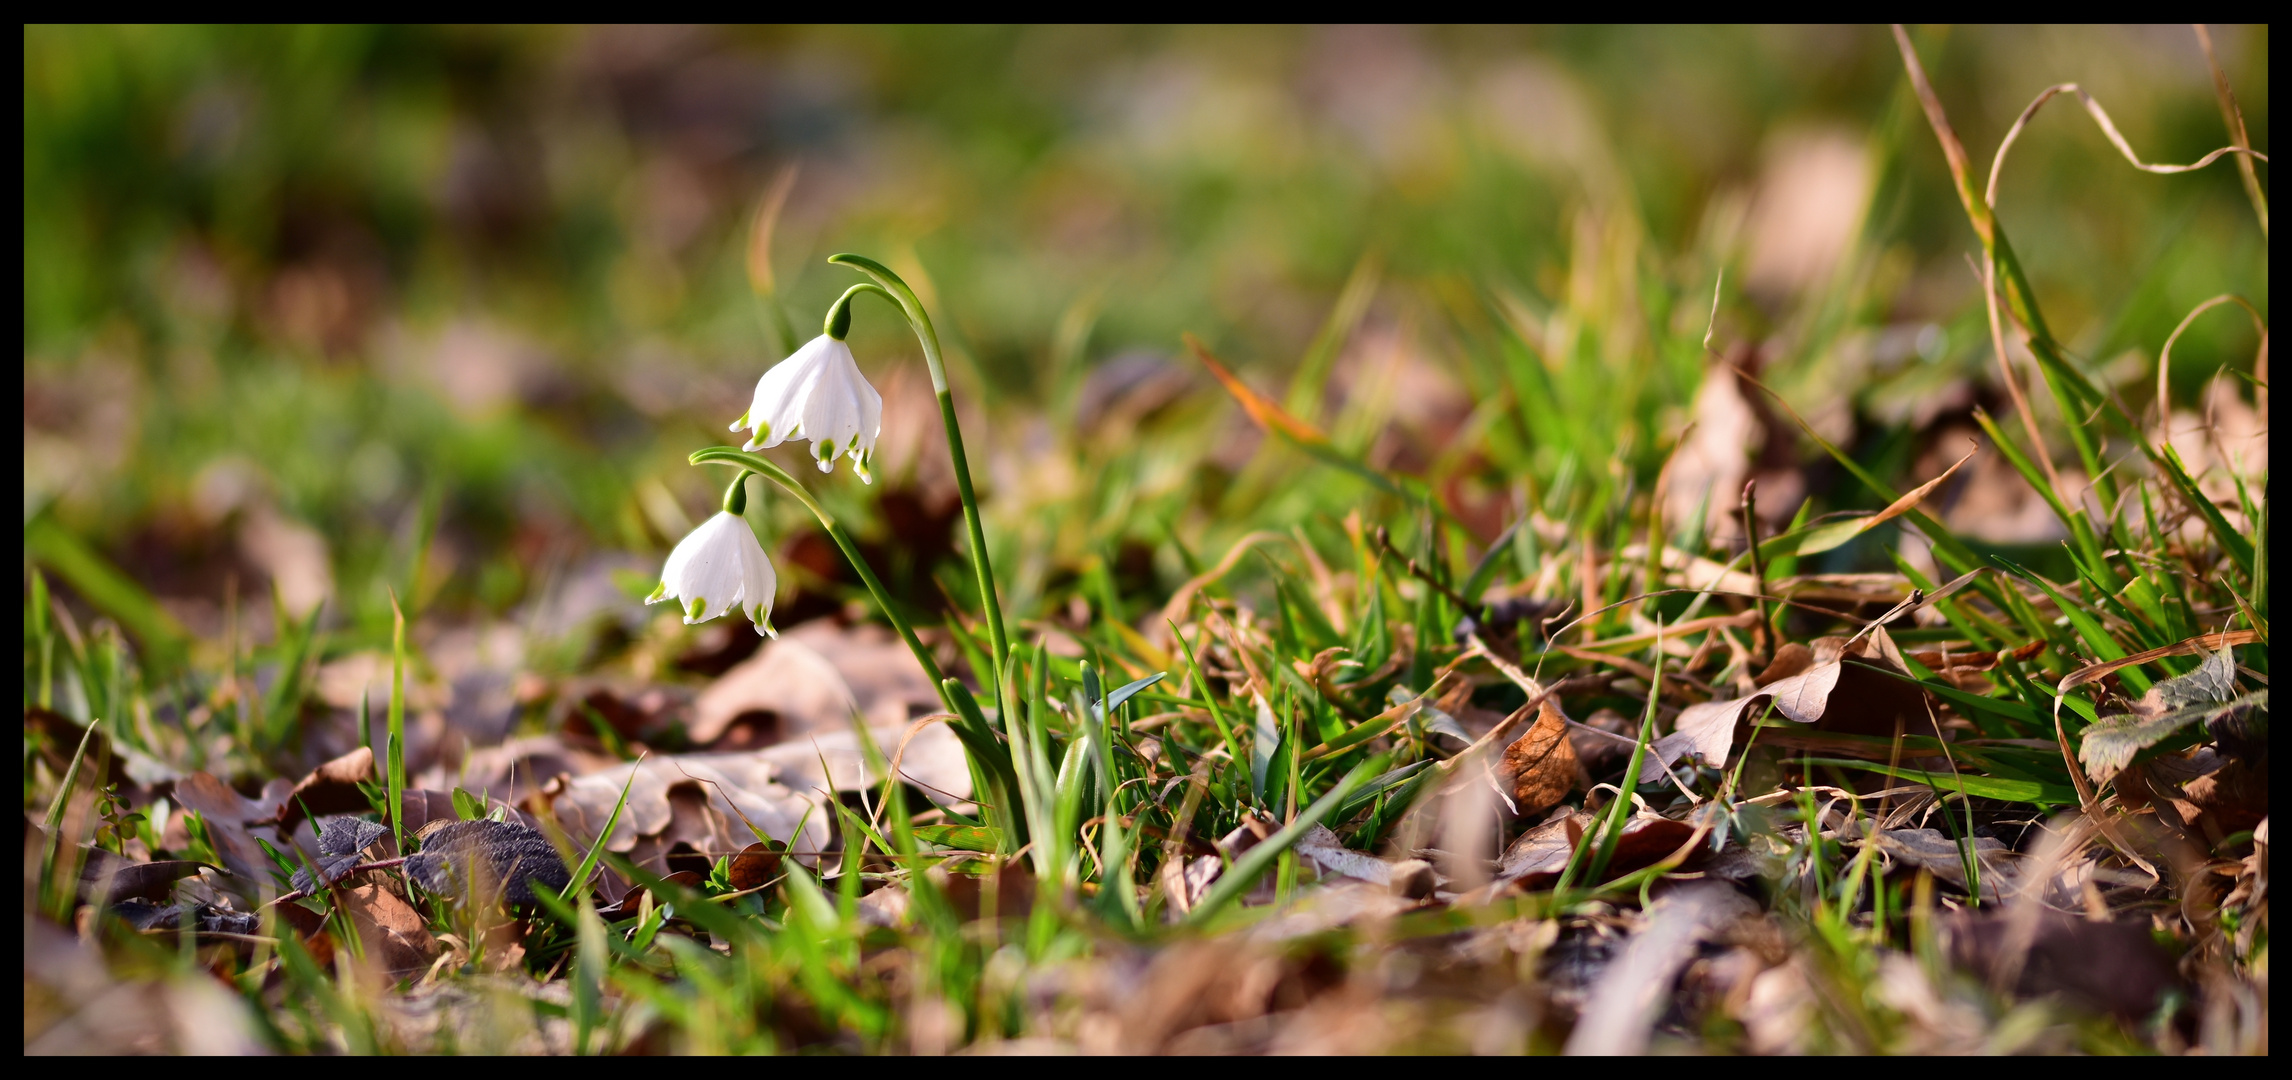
[22,24,2267,658]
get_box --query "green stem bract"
[826,253,1012,691]
[721,470,751,516]
[824,283,891,341]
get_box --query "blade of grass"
[385,590,408,860]
[566,753,645,899]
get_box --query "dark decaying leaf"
[293,815,389,893]
[404,819,571,905]
[728,841,783,891]
[1498,811,1702,891]
[1941,909,2183,1021]
[109,898,261,936]
[596,870,705,921]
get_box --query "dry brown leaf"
[337,881,441,980]
[275,746,374,833]
[171,772,287,825]
[688,620,941,746]
[728,841,783,891]
[1497,809,1702,892]
[1499,693,1581,817]
[1643,630,1938,783]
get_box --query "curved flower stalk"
[646,471,778,637]
[824,254,1011,684]
[731,289,885,482]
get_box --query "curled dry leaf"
[1641,629,1937,784]
[63,838,217,905]
[1497,809,1703,891]
[1498,692,1581,818]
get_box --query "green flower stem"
[693,448,942,687]
[690,446,1021,831]
[826,253,1011,693]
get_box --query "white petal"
[734,521,778,635]
[739,336,836,449]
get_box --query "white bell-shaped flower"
[731,334,883,483]
[646,511,779,637]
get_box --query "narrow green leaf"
[1801,757,2078,806]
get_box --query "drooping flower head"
[647,473,778,637]
[731,333,883,483]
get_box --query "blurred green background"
[22,24,2268,660]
